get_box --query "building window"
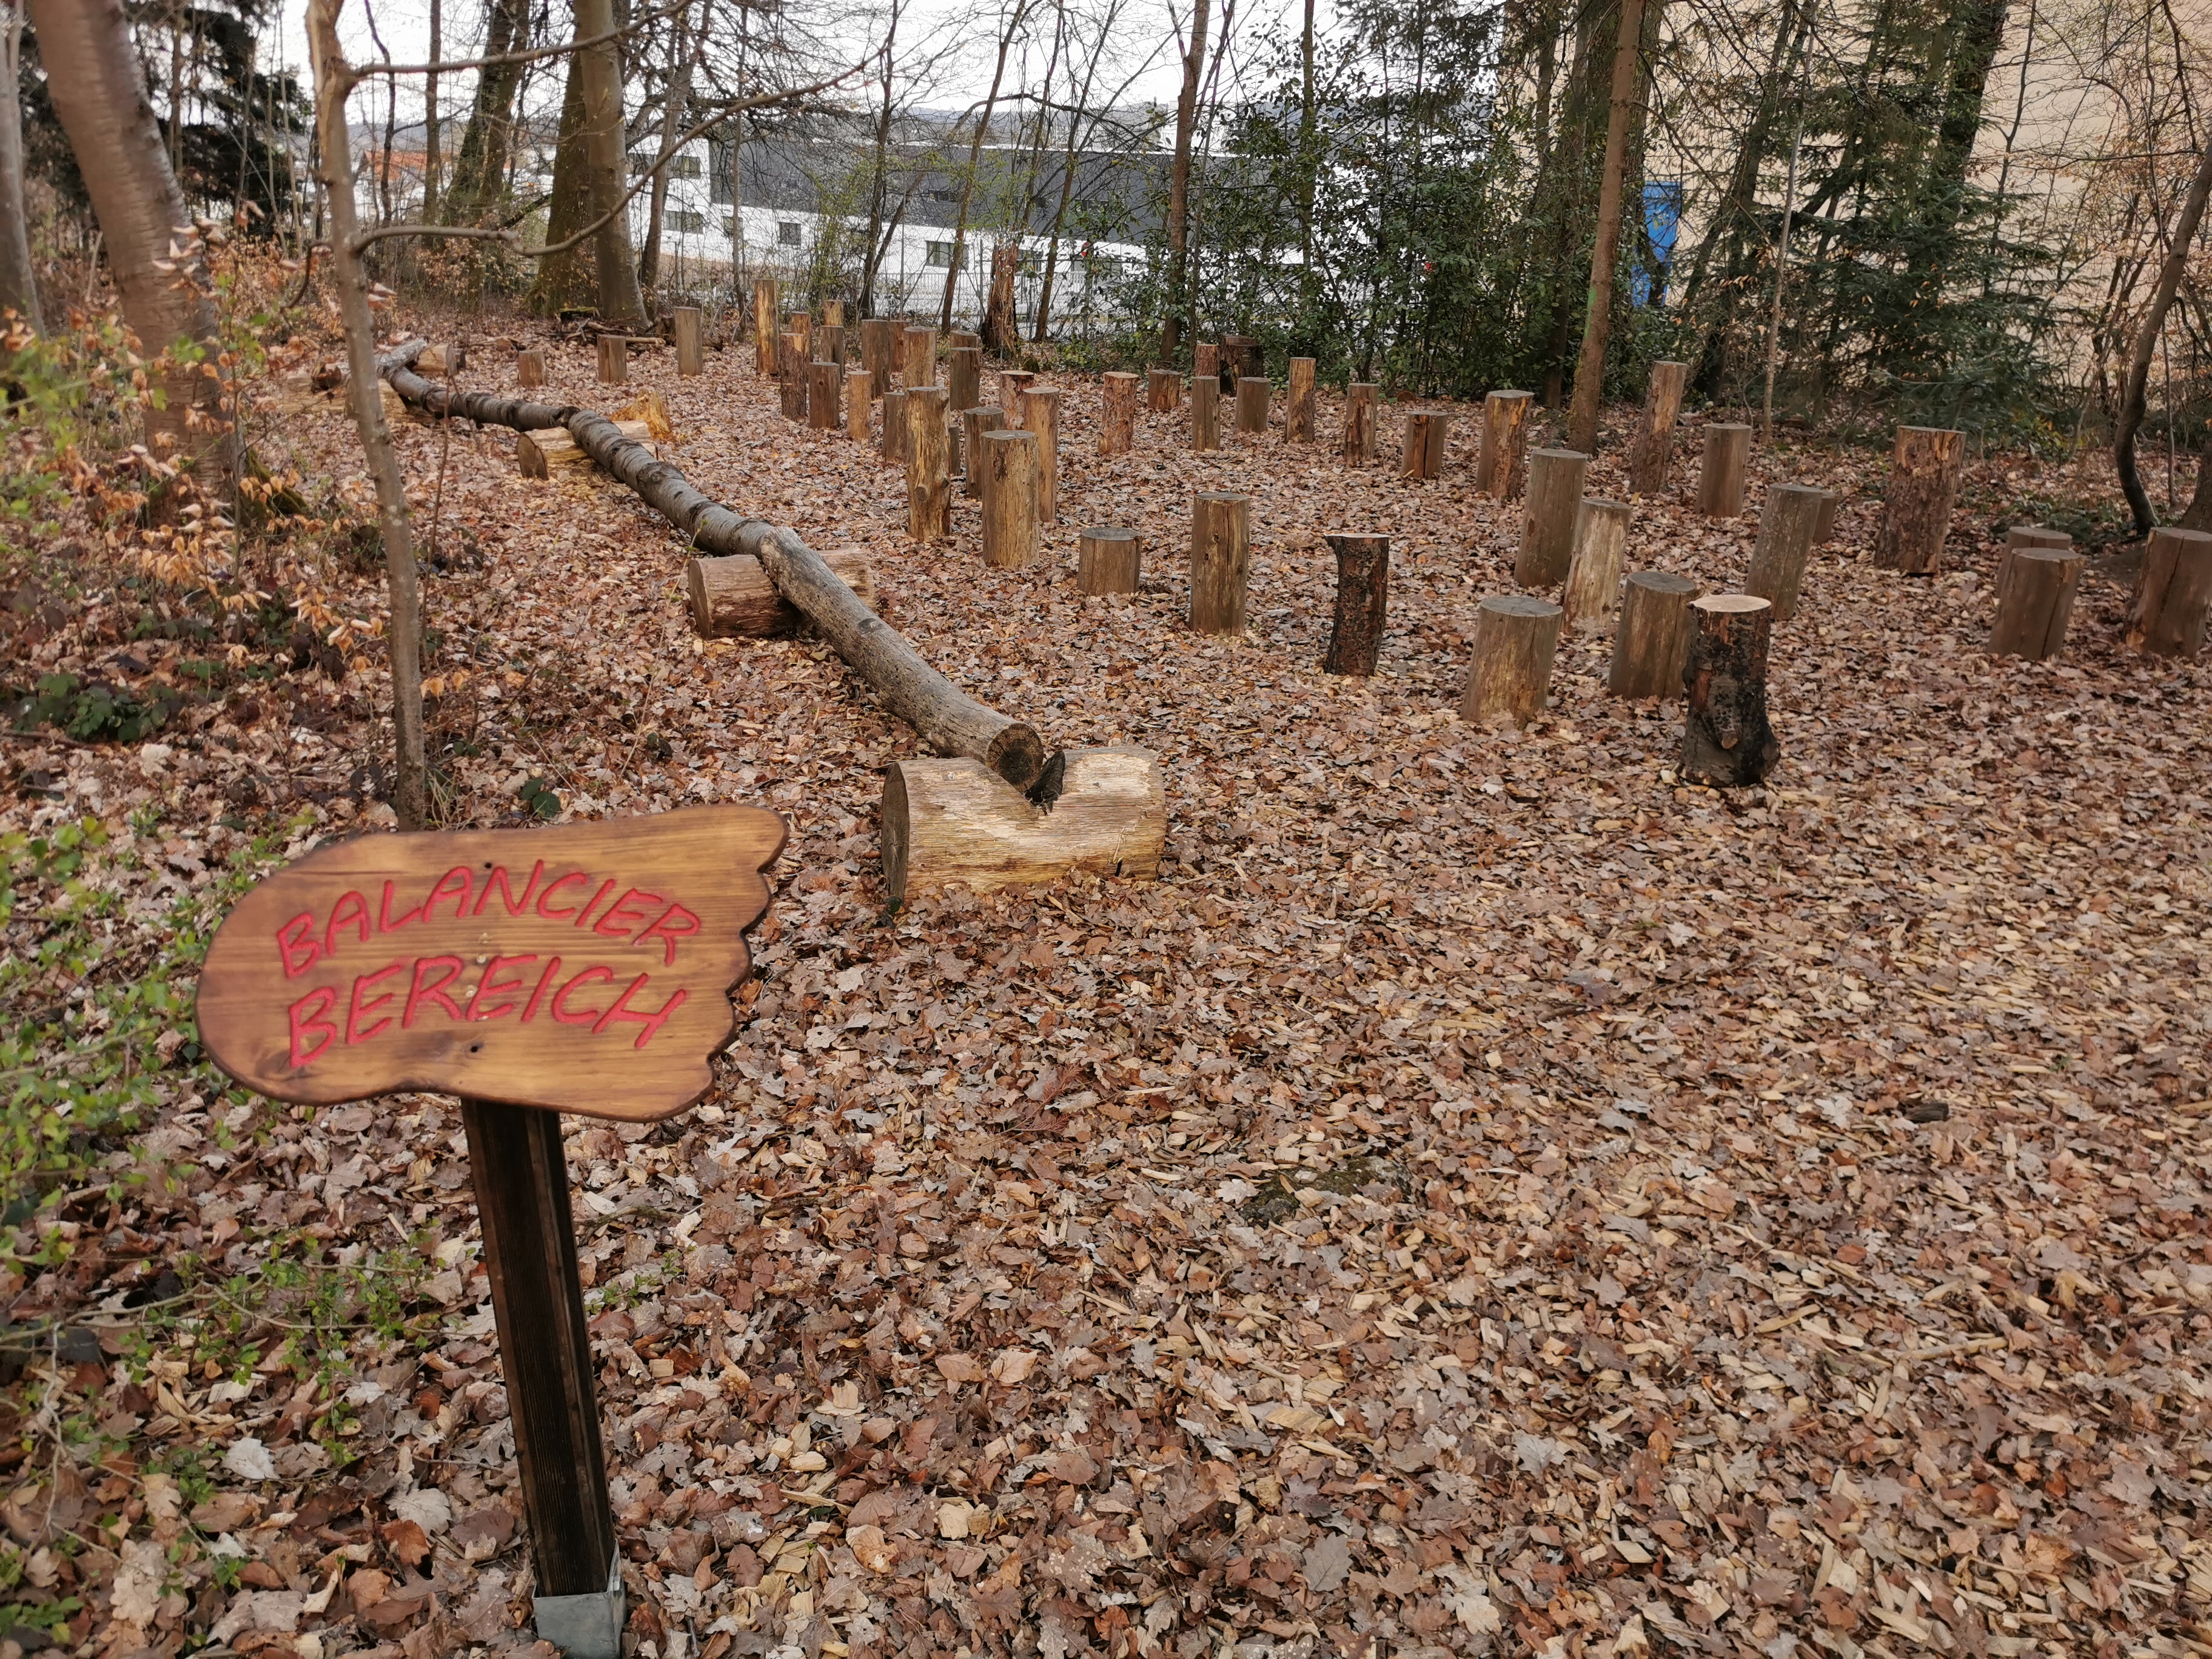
[778,221,802,246]
[927,188,957,204]
[672,209,705,233]
[671,155,702,179]
[926,240,960,269]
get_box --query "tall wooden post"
[1021,388,1061,524]
[1697,424,1751,518]
[1148,367,1181,412]
[1192,374,1221,452]
[777,334,806,421]
[861,318,896,395]
[673,307,703,377]
[786,312,811,361]
[1745,483,1825,620]
[807,361,840,432]
[962,406,1005,497]
[880,389,907,466]
[902,326,937,389]
[1873,426,1963,573]
[845,371,872,443]
[517,349,546,389]
[461,1102,622,1646]
[596,333,626,384]
[2126,525,2212,655]
[752,278,779,376]
[1100,373,1138,455]
[1236,377,1270,437]
[1607,571,1700,698]
[819,324,845,367]
[948,346,982,427]
[979,429,1040,568]
[1515,448,1590,585]
[1461,596,1563,726]
[1478,390,1534,498]
[1001,369,1035,421]
[1563,498,1632,632]
[1324,534,1390,675]
[1681,595,1780,786]
[1189,492,1252,634]
[824,300,846,330]
[906,386,950,541]
[1286,358,1316,443]
[1079,527,1141,595]
[1991,548,2083,661]
[1626,361,1687,494]
[1195,341,1220,389]
[1342,384,1378,465]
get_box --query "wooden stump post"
[1324,534,1390,676]
[861,318,896,395]
[1460,595,1563,727]
[1812,489,1842,545]
[948,346,981,429]
[880,748,1167,904]
[517,349,546,388]
[980,429,1041,569]
[1341,383,1378,465]
[1400,412,1450,481]
[687,548,877,637]
[1697,424,1751,518]
[1991,547,2083,662]
[597,333,627,384]
[1514,447,1590,585]
[1286,358,1316,443]
[1001,369,1035,421]
[1195,341,1221,391]
[807,361,841,432]
[1189,492,1252,635]
[1191,373,1221,452]
[1100,372,1138,455]
[1148,367,1181,412]
[880,389,907,466]
[1626,360,1688,494]
[673,306,703,376]
[2126,525,2212,656]
[819,324,845,367]
[1681,595,1780,786]
[845,370,871,442]
[1478,390,1534,499]
[786,312,811,360]
[1562,498,1632,632]
[1996,523,2071,593]
[906,386,950,541]
[1078,527,1141,595]
[1607,571,1700,698]
[962,406,1005,497]
[824,299,846,330]
[752,278,779,375]
[1745,482,1826,620]
[778,333,806,421]
[1873,426,1963,572]
[902,326,937,389]
[1021,388,1061,524]
[1236,377,1270,438]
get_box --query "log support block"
[907,386,950,541]
[1745,482,1826,620]
[1078,527,1141,595]
[517,349,546,388]
[1148,367,1181,412]
[1401,411,1449,481]
[1236,377,1270,437]
[1562,498,1632,632]
[1324,533,1390,676]
[518,420,653,479]
[962,406,1005,498]
[980,429,1041,568]
[2126,525,2212,656]
[1514,447,1590,584]
[1873,425,1963,572]
[881,747,1167,905]
[596,333,626,384]
[1286,358,1316,443]
[1021,388,1061,523]
[1460,595,1562,727]
[1478,390,1533,498]
[1626,360,1687,494]
[1189,492,1252,634]
[1991,547,2083,662]
[845,370,871,442]
[1100,373,1138,455]
[687,548,877,637]
[1341,383,1378,465]
[1607,571,1700,698]
[1697,424,1750,518]
[1681,594,1780,786]
[674,306,703,376]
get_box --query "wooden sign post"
[195,806,786,1659]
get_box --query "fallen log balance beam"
[380,341,1057,797]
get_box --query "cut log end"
[882,748,1167,905]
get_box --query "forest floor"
[4,306,2210,1659]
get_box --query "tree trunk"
[526,49,595,314]
[1192,374,1220,452]
[423,0,443,222]
[962,406,1004,496]
[845,370,871,442]
[576,0,646,325]
[29,0,223,464]
[982,238,1019,352]
[1161,0,1212,362]
[1323,534,1390,675]
[443,0,529,221]
[1236,377,1271,437]
[0,5,40,331]
[1680,595,1779,786]
[1566,0,1646,455]
[2116,141,2212,537]
[1285,358,1316,442]
[674,306,703,374]
[1148,367,1182,412]
[640,2,697,292]
[942,2,1029,333]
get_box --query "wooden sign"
[196,806,785,1121]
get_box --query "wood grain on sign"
[196,806,785,1120]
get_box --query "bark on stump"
[1192,375,1221,452]
[1100,373,1138,455]
[1478,390,1533,499]
[597,333,627,384]
[1990,548,2083,662]
[1626,360,1687,494]
[1021,388,1061,524]
[1000,369,1035,422]
[1563,498,1632,632]
[1400,412,1450,481]
[906,386,950,542]
[880,390,907,466]
[1236,377,1270,438]
[1681,595,1780,787]
[962,407,1005,498]
[1341,384,1378,466]
[948,347,981,433]
[1189,492,1252,635]
[1460,595,1563,728]
[1697,424,1750,518]
[752,278,778,375]
[517,349,546,389]
[979,429,1041,569]
[845,371,871,443]
[1148,367,1181,412]
[1997,523,2070,593]
[1872,426,1963,573]
[1324,533,1390,676]
[1745,482,1826,620]
[1287,358,1316,443]
[1515,447,1590,584]
[1606,571,1700,698]
[902,326,937,389]
[807,361,841,432]
[1078,527,1141,595]
[687,548,877,637]
[861,318,897,395]
[2126,525,2212,656]
[880,747,1167,904]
